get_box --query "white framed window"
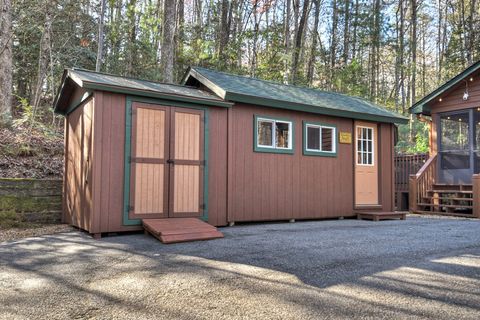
[356,126,374,165]
[303,122,337,156]
[255,116,293,153]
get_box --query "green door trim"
[123,95,210,226]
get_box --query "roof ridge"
[71,67,199,90]
[193,66,402,116]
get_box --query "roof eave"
[185,68,227,99]
[81,81,233,108]
[409,60,480,115]
[226,92,409,124]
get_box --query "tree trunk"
[31,4,53,111]
[0,0,13,124]
[217,0,229,68]
[410,0,417,106]
[343,0,350,65]
[291,0,310,83]
[330,0,338,89]
[160,0,176,82]
[126,0,137,76]
[95,0,106,72]
[307,0,321,85]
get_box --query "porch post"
[409,174,418,213]
[472,174,480,218]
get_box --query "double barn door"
[128,102,204,220]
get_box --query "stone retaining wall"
[0,178,62,224]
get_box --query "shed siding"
[228,104,395,222]
[64,98,93,230]
[89,91,229,231]
[229,104,355,221]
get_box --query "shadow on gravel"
[1,217,480,318]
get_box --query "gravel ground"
[1,215,480,320]
[0,224,74,242]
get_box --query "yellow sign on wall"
[339,132,352,144]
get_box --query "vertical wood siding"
[64,98,93,230]
[228,104,395,222]
[429,71,480,114]
[91,91,140,233]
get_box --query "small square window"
[255,116,293,153]
[303,122,337,156]
[356,126,374,165]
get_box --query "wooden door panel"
[170,108,204,217]
[173,165,200,213]
[355,122,379,205]
[129,103,169,219]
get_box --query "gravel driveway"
[1,215,480,320]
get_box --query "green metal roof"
[54,68,232,114]
[184,67,408,124]
[410,60,480,115]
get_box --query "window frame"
[302,121,338,157]
[356,125,375,166]
[254,115,294,154]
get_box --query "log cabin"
[410,60,480,218]
[53,67,408,241]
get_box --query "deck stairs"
[415,184,474,217]
[143,218,224,244]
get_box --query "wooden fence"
[395,153,429,192]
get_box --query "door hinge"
[128,205,134,212]
[200,204,205,210]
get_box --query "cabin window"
[255,116,293,154]
[357,126,374,165]
[303,122,337,156]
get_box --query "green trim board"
[302,121,338,157]
[183,67,409,124]
[253,115,295,154]
[410,60,480,115]
[122,95,210,226]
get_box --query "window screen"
[256,117,293,151]
[305,123,336,155]
[257,120,273,147]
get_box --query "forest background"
[1,0,479,177]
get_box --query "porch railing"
[409,154,437,212]
[395,153,429,192]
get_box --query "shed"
[54,67,408,238]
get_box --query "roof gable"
[183,67,408,124]
[410,60,480,115]
[54,68,232,114]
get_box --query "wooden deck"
[356,211,407,222]
[143,218,224,244]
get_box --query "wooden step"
[432,184,472,191]
[427,190,473,194]
[417,203,473,209]
[422,197,473,201]
[143,218,224,244]
[413,211,474,218]
[356,211,406,222]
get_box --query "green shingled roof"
[54,68,232,113]
[184,67,408,124]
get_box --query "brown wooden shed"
[54,67,408,238]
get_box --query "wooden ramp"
[143,218,224,244]
[356,211,407,221]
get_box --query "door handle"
[167,159,174,164]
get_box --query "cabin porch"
[409,107,480,218]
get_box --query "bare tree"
[160,0,176,82]
[291,0,310,83]
[96,0,106,72]
[31,3,53,111]
[307,0,322,85]
[0,0,13,124]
